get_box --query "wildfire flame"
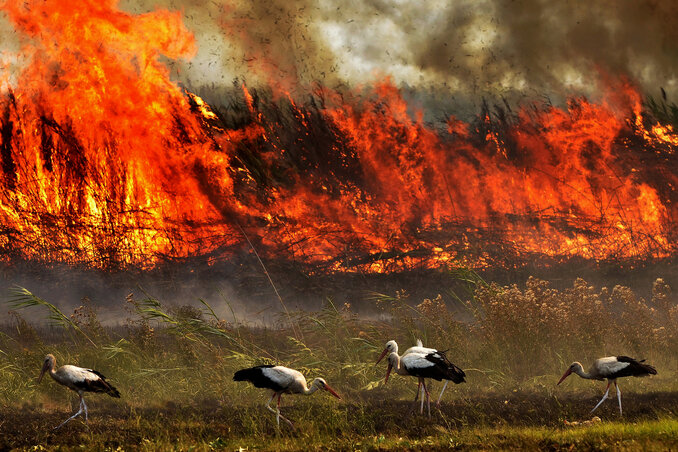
[0,0,676,272]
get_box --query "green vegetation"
[1,274,678,450]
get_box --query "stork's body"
[558,356,657,415]
[377,340,464,405]
[233,365,340,428]
[384,351,465,416]
[38,354,120,429]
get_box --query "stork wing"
[59,365,120,397]
[400,352,437,378]
[594,357,630,377]
[261,366,299,389]
[401,352,436,371]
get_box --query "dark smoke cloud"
[2,0,676,108]
[114,0,678,110]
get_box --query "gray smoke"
[115,0,678,111]
[1,1,676,110]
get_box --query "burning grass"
[2,1,678,273]
[3,74,678,273]
[1,273,678,449]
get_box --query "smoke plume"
[104,0,678,111]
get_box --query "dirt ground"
[3,391,677,450]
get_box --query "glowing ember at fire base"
[0,0,676,272]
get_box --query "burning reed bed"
[1,274,678,450]
[2,78,678,274]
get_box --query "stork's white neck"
[572,363,594,380]
[42,356,62,385]
[47,358,57,377]
[388,352,409,376]
[304,385,320,395]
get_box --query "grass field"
[2,274,678,450]
[3,398,678,450]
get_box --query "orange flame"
[0,0,676,271]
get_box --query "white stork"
[383,350,465,416]
[38,354,120,429]
[233,365,341,428]
[376,339,463,405]
[557,356,657,415]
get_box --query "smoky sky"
[2,0,678,108]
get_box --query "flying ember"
[0,0,676,272]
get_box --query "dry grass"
[1,274,677,449]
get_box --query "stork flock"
[37,342,657,430]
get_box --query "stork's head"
[558,362,583,385]
[38,354,56,384]
[376,340,398,365]
[385,352,400,383]
[312,378,341,399]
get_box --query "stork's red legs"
[420,379,431,417]
[591,381,611,414]
[265,392,294,429]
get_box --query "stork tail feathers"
[424,352,466,383]
[638,362,658,375]
[446,363,466,384]
[616,356,658,376]
[233,365,283,390]
[233,369,249,381]
[234,366,265,382]
[437,349,465,382]
[107,383,121,398]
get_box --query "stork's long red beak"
[324,384,341,400]
[557,368,572,385]
[37,361,49,384]
[385,363,392,383]
[376,348,389,365]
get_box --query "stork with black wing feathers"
[38,354,120,429]
[233,365,341,429]
[383,349,465,416]
[558,355,657,415]
[377,339,465,408]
